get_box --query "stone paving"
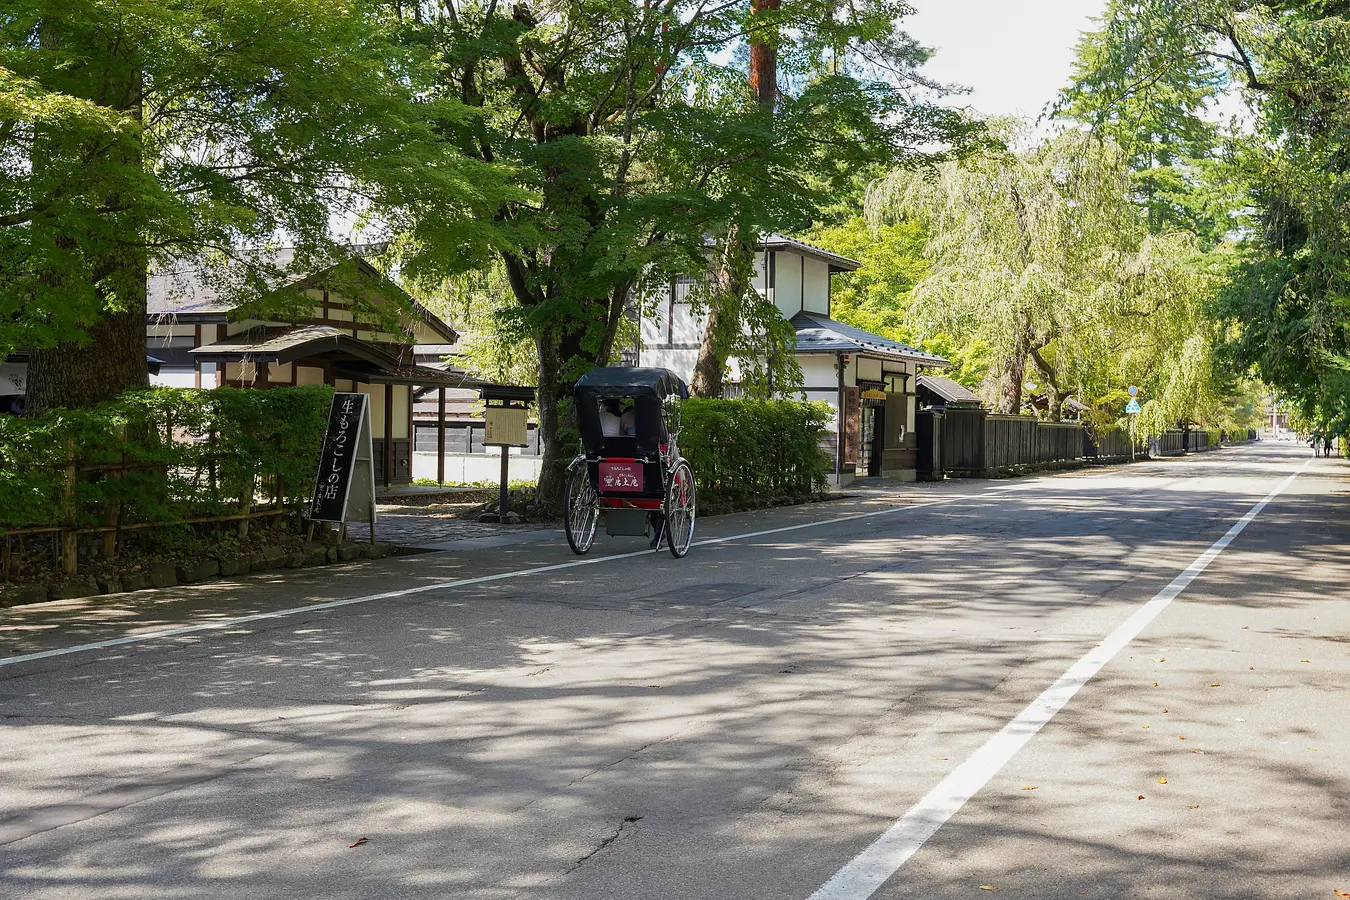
[343,491,550,549]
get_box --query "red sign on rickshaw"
[599,460,644,492]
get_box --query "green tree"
[866,127,1224,427]
[1,0,505,413]
[1057,0,1350,432]
[400,0,980,506]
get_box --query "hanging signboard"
[310,393,376,537]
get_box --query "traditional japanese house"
[639,234,949,485]
[145,249,482,487]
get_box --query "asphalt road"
[1,442,1347,899]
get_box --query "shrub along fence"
[0,386,332,579]
[678,398,831,515]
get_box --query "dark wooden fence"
[1084,425,1134,461]
[917,408,1083,479]
[1150,430,1185,456]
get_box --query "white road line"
[0,483,1032,670]
[805,457,1312,900]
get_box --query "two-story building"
[639,234,948,485]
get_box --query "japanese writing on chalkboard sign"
[310,392,372,523]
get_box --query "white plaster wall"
[670,302,703,345]
[151,368,196,389]
[774,251,801,319]
[640,294,667,345]
[412,450,543,484]
[803,256,830,315]
[642,347,700,383]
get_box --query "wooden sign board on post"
[310,392,377,543]
[484,406,528,447]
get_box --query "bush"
[0,385,333,533]
[678,398,831,514]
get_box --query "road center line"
[805,457,1311,900]
[0,483,1034,670]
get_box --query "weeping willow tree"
[865,127,1228,432]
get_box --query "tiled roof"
[917,374,981,405]
[791,311,948,366]
[760,234,860,272]
[147,247,458,344]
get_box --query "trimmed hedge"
[0,386,332,533]
[678,398,831,514]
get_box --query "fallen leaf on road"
[1209,682,1222,687]
[1301,659,1311,663]
[1163,708,1169,713]
[1152,682,1159,687]
[1188,805,1200,809]
[1156,776,1168,784]
[1137,794,1146,800]
[1335,892,1350,899]
[1309,747,1321,752]
[1141,724,1150,729]
[979,886,1000,892]
[1242,626,1248,629]
[349,837,368,848]
[1021,785,1038,791]
[1192,749,1206,754]
[933,756,949,760]
[1155,658,1166,662]
[1089,732,1099,737]
[1250,666,1255,671]
[1178,735,1186,740]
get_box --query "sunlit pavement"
[1,443,1346,899]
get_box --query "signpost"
[310,392,377,543]
[1126,393,1141,461]
[481,385,536,524]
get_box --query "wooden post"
[238,425,256,537]
[437,387,446,486]
[383,382,394,488]
[103,424,126,558]
[499,446,510,525]
[60,438,77,576]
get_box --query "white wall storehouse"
[639,234,948,485]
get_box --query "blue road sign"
[1126,398,1141,414]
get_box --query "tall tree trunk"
[533,322,591,515]
[28,18,149,413]
[1029,345,1063,422]
[748,0,780,111]
[995,315,1032,415]
[690,237,748,398]
[688,0,777,396]
[27,297,148,415]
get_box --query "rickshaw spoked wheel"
[663,459,696,558]
[565,465,599,555]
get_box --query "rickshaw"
[565,367,697,557]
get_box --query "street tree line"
[803,1,1347,439]
[1,0,979,506]
[6,0,1339,512]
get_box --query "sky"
[904,0,1108,123]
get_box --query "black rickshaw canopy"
[574,367,689,401]
[573,366,687,462]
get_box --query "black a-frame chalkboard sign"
[310,392,376,542]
